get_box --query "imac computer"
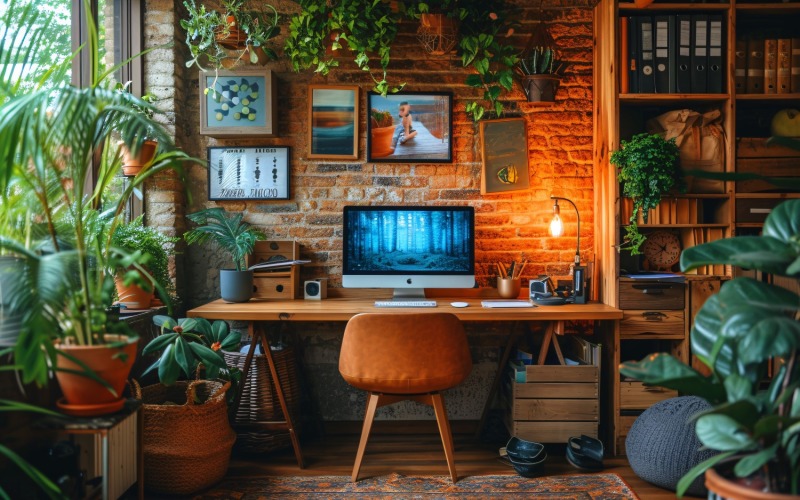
[343,205,475,301]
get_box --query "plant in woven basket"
[610,133,684,255]
[143,315,241,386]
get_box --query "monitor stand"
[391,288,426,300]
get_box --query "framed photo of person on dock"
[367,91,452,163]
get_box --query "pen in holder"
[497,277,522,299]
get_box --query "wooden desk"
[188,298,622,467]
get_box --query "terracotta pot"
[706,466,797,499]
[114,271,154,309]
[121,139,157,177]
[55,335,138,415]
[522,75,561,103]
[216,15,246,50]
[370,125,395,158]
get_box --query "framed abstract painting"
[199,68,277,137]
[479,118,530,194]
[308,85,359,160]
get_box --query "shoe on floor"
[566,435,604,471]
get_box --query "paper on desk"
[248,259,311,271]
[481,300,535,308]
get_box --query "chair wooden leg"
[431,392,458,483]
[352,393,380,482]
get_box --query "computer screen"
[342,206,475,298]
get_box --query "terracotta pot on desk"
[497,278,522,299]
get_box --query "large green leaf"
[141,332,177,355]
[681,237,797,277]
[157,343,181,385]
[187,342,226,370]
[737,316,800,365]
[734,442,779,478]
[174,337,193,377]
[220,330,241,352]
[718,278,799,314]
[696,413,756,451]
[619,352,726,403]
[690,294,734,378]
[676,451,736,497]
[762,199,800,245]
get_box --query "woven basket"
[133,379,236,495]
[223,346,300,452]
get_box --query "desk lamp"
[549,196,587,303]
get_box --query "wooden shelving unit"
[593,0,800,455]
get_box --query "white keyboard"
[374,300,438,308]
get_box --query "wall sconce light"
[549,196,587,303]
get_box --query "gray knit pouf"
[626,396,718,497]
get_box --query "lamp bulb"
[549,214,563,237]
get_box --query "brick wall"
[142,1,594,420]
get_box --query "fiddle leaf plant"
[143,315,241,386]
[610,133,684,254]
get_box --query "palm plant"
[184,207,264,271]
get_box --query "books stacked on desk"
[620,14,724,94]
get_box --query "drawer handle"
[749,208,772,214]
[644,386,666,393]
[642,311,667,321]
[632,284,671,295]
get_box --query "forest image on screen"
[346,210,471,273]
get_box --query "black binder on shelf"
[638,16,656,93]
[676,15,693,93]
[628,16,640,93]
[734,38,747,94]
[691,15,709,93]
[707,15,723,94]
[746,37,765,94]
[654,15,676,93]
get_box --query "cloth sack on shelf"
[646,109,726,194]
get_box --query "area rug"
[194,472,640,499]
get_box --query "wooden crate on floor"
[504,363,599,443]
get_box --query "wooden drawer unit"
[619,280,685,310]
[620,381,678,410]
[736,198,783,224]
[619,310,685,339]
[252,273,298,299]
[505,364,599,443]
[248,240,302,299]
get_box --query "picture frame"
[199,68,277,137]
[308,85,359,160]
[479,118,530,194]
[207,146,290,200]
[367,91,452,163]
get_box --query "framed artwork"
[308,85,359,159]
[207,146,290,200]
[366,91,452,163]
[479,118,530,194]
[199,68,277,137]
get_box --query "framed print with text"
[308,85,359,159]
[199,68,277,137]
[207,146,290,200]
[479,118,530,194]
[367,91,452,163]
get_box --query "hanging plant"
[610,133,684,254]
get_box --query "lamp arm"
[550,196,580,265]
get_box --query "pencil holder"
[497,277,522,299]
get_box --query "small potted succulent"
[184,207,265,303]
[369,108,395,158]
[516,46,566,103]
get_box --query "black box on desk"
[248,240,301,299]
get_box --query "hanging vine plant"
[284,0,405,96]
[611,133,685,254]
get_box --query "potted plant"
[135,315,240,495]
[0,0,194,414]
[516,46,566,103]
[116,85,159,177]
[620,199,800,497]
[285,0,405,96]
[111,216,179,310]
[181,0,281,70]
[610,132,684,254]
[369,108,395,158]
[184,207,265,303]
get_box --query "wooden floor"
[225,428,680,499]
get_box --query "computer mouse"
[450,301,469,308]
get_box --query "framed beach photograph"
[308,85,359,160]
[207,146,290,200]
[367,91,452,163]
[199,68,277,137]
[479,118,530,194]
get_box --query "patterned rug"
[193,472,640,499]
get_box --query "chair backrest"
[338,312,472,394]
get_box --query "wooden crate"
[248,240,301,299]
[736,138,800,193]
[505,364,599,443]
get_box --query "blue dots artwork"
[206,77,266,128]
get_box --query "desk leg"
[257,323,305,469]
[475,322,522,439]
[537,321,566,366]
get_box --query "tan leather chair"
[339,312,472,482]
